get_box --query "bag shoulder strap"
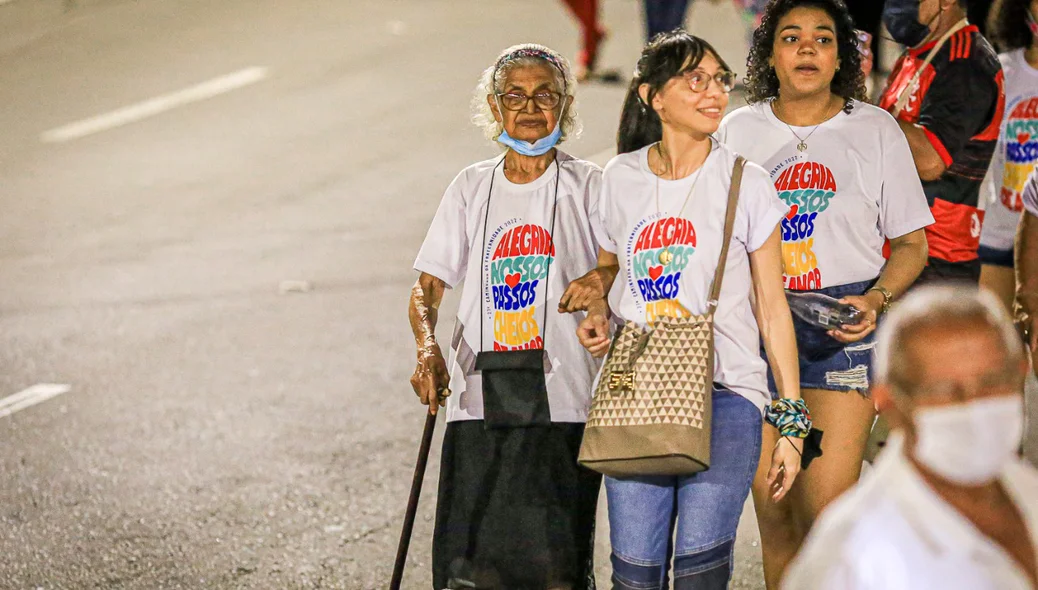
[706,155,745,313]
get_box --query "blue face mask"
[495,97,567,156]
[882,0,934,49]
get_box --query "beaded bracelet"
[765,399,813,439]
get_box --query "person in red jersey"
[879,0,1006,283]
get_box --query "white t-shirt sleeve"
[785,520,899,590]
[714,116,730,145]
[585,166,606,254]
[979,126,1004,213]
[1024,166,1038,217]
[737,160,789,252]
[596,160,620,254]
[879,118,935,239]
[784,551,883,590]
[413,169,471,288]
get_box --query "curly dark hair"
[992,0,1034,52]
[743,0,866,106]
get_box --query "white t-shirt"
[414,151,602,423]
[980,50,1038,251]
[1022,165,1038,217]
[596,141,787,412]
[717,100,933,290]
[784,434,1038,590]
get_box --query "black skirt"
[432,421,601,590]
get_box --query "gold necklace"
[654,142,707,266]
[774,98,836,152]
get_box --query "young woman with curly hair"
[715,0,934,586]
[978,0,1038,313]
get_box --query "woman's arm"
[568,250,620,356]
[1016,211,1038,371]
[751,229,801,402]
[750,227,803,501]
[408,272,450,415]
[831,228,928,343]
[558,248,620,313]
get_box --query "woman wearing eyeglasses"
[715,0,934,586]
[409,44,603,589]
[559,31,803,589]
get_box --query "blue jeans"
[644,0,690,40]
[605,388,762,589]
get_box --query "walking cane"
[390,410,438,590]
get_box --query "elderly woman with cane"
[408,44,604,589]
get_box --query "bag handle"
[706,156,745,314]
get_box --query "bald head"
[874,285,1025,396]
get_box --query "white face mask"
[912,395,1024,485]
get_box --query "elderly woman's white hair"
[471,43,582,144]
[873,284,1025,392]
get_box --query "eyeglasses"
[496,91,563,112]
[682,69,737,93]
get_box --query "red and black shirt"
[879,25,1005,270]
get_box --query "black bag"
[476,350,551,429]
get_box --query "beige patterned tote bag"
[578,157,746,477]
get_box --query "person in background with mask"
[409,44,602,589]
[783,284,1038,590]
[879,0,1005,285]
[979,0,1038,312]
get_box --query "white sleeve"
[714,114,730,145]
[879,117,935,239]
[413,170,471,288]
[1024,166,1038,218]
[597,163,619,254]
[784,555,879,590]
[585,166,606,254]
[979,132,1004,213]
[737,160,789,252]
[784,532,893,590]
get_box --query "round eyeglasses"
[683,70,737,93]
[496,91,563,112]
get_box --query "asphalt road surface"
[1,1,1034,589]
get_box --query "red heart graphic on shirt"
[649,266,663,281]
[505,273,521,289]
[1019,133,1032,145]
[786,204,799,220]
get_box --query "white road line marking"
[0,383,71,419]
[586,147,615,167]
[40,66,269,143]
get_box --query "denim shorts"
[765,279,877,397]
[604,387,762,590]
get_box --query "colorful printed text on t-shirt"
[486,220,555,350]
[773,160,836,290]
[626,215,697,322]
[1000,96,1038,213]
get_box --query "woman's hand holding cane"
[410,343,450,415]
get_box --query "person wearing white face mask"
[783,284,1038,590]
